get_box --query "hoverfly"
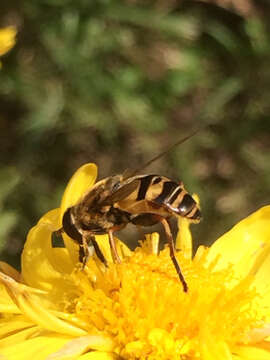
[60,128,203,292]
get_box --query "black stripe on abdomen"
[167,187,183,204]
[177,194,196,215]
[136,175,155,201]
[187,208,202,221]
[154,181,179,205]
[152,176,162,185]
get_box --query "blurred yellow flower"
[0,26,16,67]
[1,163,270,359]
[0,27,16,55]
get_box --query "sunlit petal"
[233,344,270,360]
[0,317,34,338]
[60,163,97,219]
[79,352,119,360]
[0,326,39,349]
[47,335,114,359]
[142,233,160,255]
[207,206,270,276]
[21,209,74,291]
[0,261,21,281]
[2,161,270,359]
[0,282,20,314]
[199,326,232,360]
[206,206,270,321]
[176,217,193,259]
[0,334,72,360]
[0,272,86,337]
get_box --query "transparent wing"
[103,178,140,205]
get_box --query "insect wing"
[102,178,140,205]
[122,168,135,180]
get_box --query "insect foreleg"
[79,236,93,267]
[80,235,107,267]
[108,229,121,264]
[159,218,188,292]
[91,237,108,267]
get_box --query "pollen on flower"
[1,165,270,359]
[59,236,262,360]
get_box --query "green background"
[1,0,270,268]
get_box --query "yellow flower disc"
[1,162,270,360]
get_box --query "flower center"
[62,244,262,359]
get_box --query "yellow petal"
[94,235,132,263]
[0,301,20,314]
[0,283,20,314]
[177,193,200,260]
[176,217,193,259]
[245,326,270,344]
[0,261,21,281]
[21,209,74,291]
[0,272,86,337]
[64,233,132,269]
[60,163,98,219]
[207,206,270,278]
[233,344,270,360]
[0,317,34,339]
[47,335,114,359]
[200,337,232,360]
[0,334,72,360]
[0,326,39,349]
[79,352,119,360]
[61,233,80,267]
[38,207,62,229]
[199,322,232,360]
[207,206,270,319]
[143,233,160,255]
[246,242,270,320]
[0,27,16,56]
[62,234,113,268]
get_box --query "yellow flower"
[1,163,270,359]
[0,26,16,67]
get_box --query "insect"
[60,128,203,292]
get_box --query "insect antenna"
[125,124,208,179]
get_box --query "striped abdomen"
[118,174,201,222]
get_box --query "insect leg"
[160,218,188,292]
[79,235,108,267]
[91,237,108,267]
[108,229,121,264]
[79,237,91,267]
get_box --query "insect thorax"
[62,175,131,239]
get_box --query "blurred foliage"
[0,0,270,268]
